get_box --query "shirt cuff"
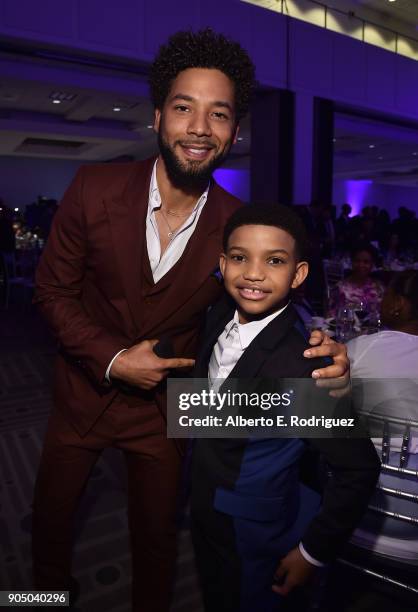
[299,542,325,567]
[105,349,128,383]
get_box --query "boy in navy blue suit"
[191,204,380,612]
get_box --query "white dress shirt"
[208,306,288,388]
[207,303,323,567]
[106,159,209,381]
[146,160,209,283]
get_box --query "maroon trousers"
[32,396,182,612]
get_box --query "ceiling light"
[237,137,243,141]
[49,91,76,103]
[413,152,418,156]
[52,99,61,104]
[147,125,153,129]
[14,207,19,212]
[369,144,375,149]
[113,107,121,112]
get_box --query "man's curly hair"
[149,28,256,122]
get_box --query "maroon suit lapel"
[104,157,155,332]
[140,182,227,337]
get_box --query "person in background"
[348,269,418,403]
[347,270,418,562]
[375,209,391,253]
[328,243,384,317]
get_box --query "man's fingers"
[304,342,339,359]
[315,371,350,389]
[307,329,332,346]
[272,575,292,596]
[329,385,351,398]
[311,363,346,379]
[161,357,195,370]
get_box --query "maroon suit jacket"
[34,157,242,436]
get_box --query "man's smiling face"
[154,67,239,189]
[220,224,309,324]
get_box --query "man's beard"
[158,132,230,191]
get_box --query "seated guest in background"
[328,243,384,316]
[348,270,418,417]
[382,233,403,267]
[392,206,415,252]
[375,209,391,252]
[191,205,380,612]
[347,271,418,561]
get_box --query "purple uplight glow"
[213,168,250,202]
[344,180,373,216]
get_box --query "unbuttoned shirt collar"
[146,158,210,283]
[225,303,290,350]
[148,158,209,219]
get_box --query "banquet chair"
[337,410,418,596]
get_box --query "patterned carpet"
[0,310,203,612]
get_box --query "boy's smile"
[220,224,308,324]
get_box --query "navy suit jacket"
[192,294,380,563]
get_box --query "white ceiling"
[2,69,418,187]
[334,112,418,186]
[359,0,418,24]
[0,3,417,186]
[0,73,158,161]
[248,0,418,41]
[0,70,251,164]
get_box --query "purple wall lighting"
[342,179,373,216]
[213,168,250,202]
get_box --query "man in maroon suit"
[32,29,349,612]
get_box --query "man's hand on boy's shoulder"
[272,546,316,596]
[303,330,350,398]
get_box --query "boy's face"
[220,224,308,324]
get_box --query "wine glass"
[336,306,355,342]
[350,300,368,330]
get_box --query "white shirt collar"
[225,303,290,350]
[148,158,210,215]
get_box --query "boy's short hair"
[222,204,309,262]
[149,28,256,122]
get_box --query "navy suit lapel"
[196,302,299,381]
[226,305,298,380]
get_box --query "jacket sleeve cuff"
[105,349,128,383]
[299,542,325,567]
